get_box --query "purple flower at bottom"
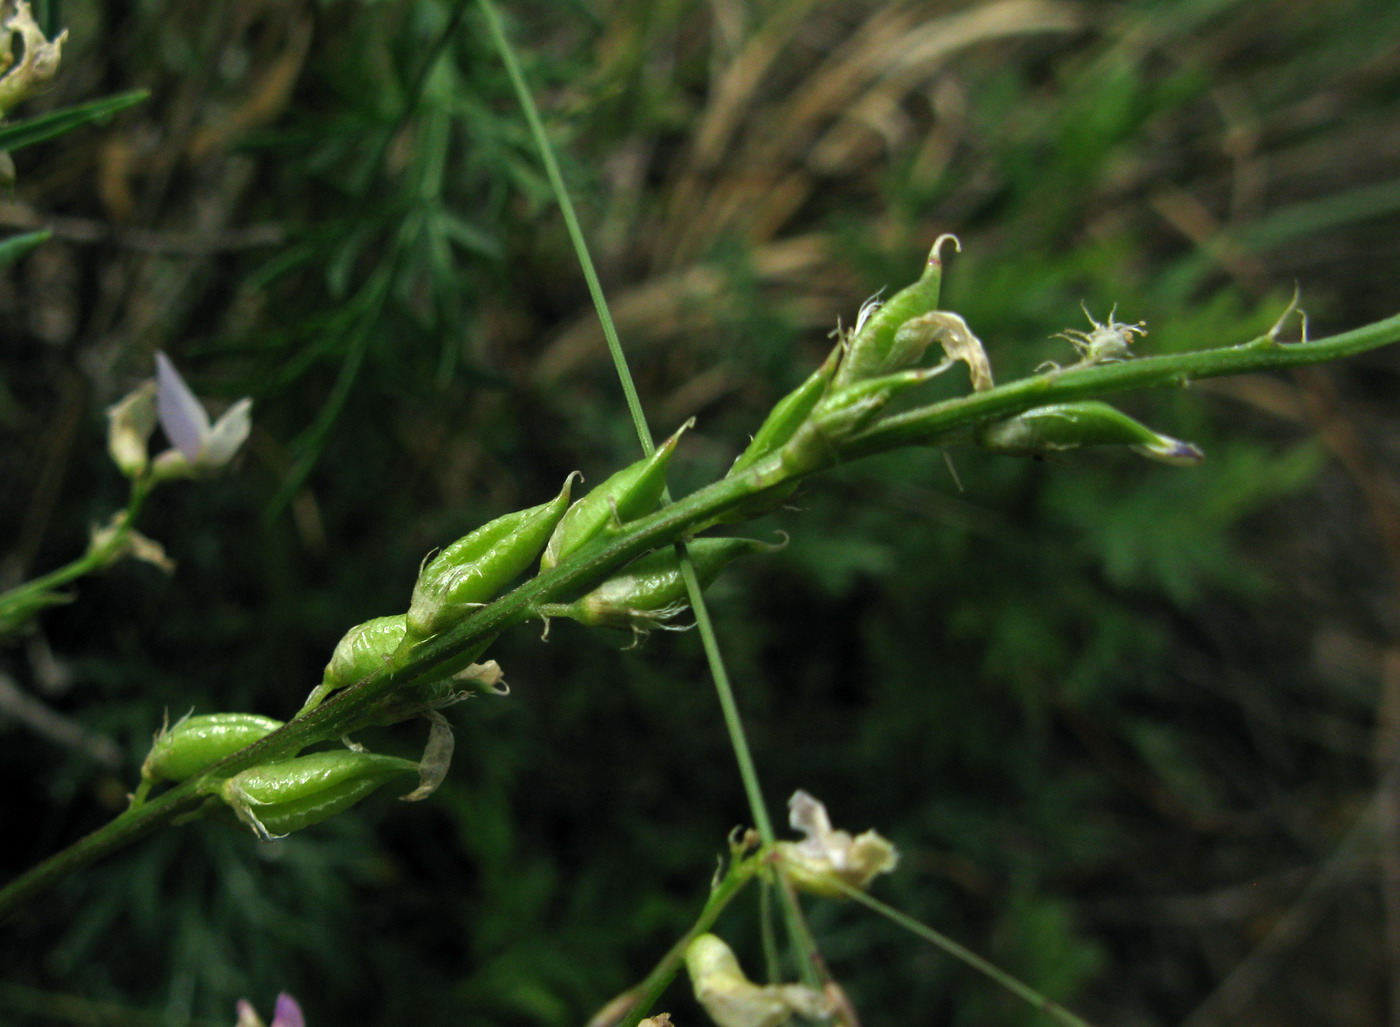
[235,992,304,1027]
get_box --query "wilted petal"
[685,934,828,1027]
[155,352,210,462]
[234,999,264,1027]
[776,790,899,898]
[201,397,253,467]
[270,993,304,1027]
[105,380,157,477]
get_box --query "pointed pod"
[834,233,960,387]
[318,614,409,699]
[540,420,692,571]
[140,712,285,787]
[407,474,578,639]
[728,344,839,478]
[304,612,495,718]
[541,536,781,632]
[213,750,419,840]
[974,401,1204,466]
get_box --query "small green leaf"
[0,90,148,152]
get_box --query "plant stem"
[0,474,155,631]
[851,314,1400,456]
[839,883,1097,1027]
[476,0,653,452]
[610,852,759,1027]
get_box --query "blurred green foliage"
[3,0,1399,1024]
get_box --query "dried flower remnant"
[1053,303,1147,367]
[105,380,157,478]
[774,790,898,899]
[235,992,304,1027]
[153,351,252,477]
[0,1,67,116]
[685,933,829,1027]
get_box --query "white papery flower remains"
[774,789,899,898]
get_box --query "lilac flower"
[154,351,252,475]
[235,992,304,1027]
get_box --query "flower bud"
[407,475,577,640]
[974,400,1204,466]
[105,380,157,478]
[774,790,898,899]
[540,420,692,571]
[685,933,829,1027]
[213,750,419,841]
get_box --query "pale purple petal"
[201,398,253,467]
[270,993,304,1027]
[155,352,210,462]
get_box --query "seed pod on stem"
[536,535,783,642]
[407,473,578,640]
[210,750,420,841]
[974,401,1204,466]
[834,233,960,387]
[134,711,285,804]
[301,613,496,717]
[540,420,692,571]
[728,343,840,478]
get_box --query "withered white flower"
[685,933,828,1027]
[774,789,899,899]
[153,351,252,477]
[105,380,157,478]
[0,1,68,116]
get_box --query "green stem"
[611,852,759,1027]
[5,313,1400,917]
[0,474,155,630]
[476,0,653,453]
[838,883,1096,1027]
[851,313,1400,456]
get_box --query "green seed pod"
[540,420,692,571]
[407,474,578,640]
[974,400,1204,466]
[539,536,781,635]
[297,614,408,716]
[834,233,959,388]
[214,750,419,841]
[302,612,496,718]
[728,344,839,478]
[138,712,284,798]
